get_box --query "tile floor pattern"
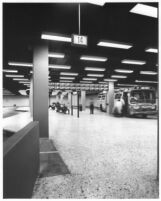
[33,109,158,198]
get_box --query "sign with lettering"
[72,34,88,47]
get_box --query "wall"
[3,95,29,107]
[3,121,39,198]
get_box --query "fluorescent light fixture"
[83,78,97,81]
[99,81,108,84]
[104,79,118,82]
[130,4,158,18]
[114,69,133,73]
[48,52,65,58]
[80,55,107,62]
[97,40,132,49]
[19,81,30,83]
[49,65,71,69]
[85,67,105,71]
[80,81,93,83]
[13,78,29,81]
[60,77,75,80]
[111,75,127,79]
[135,80,158,83]
[5,74,24,78]
[145,48,158,53]
[87,74,104,77]
[3,69,18,73]
[140,71,157,75]
[41,33,71,42]
[60,72,78,76]
[89,1,105,6]
[117,84,137,87]
[59,80,73,83]
[8,62,33,67]
[121,59,146,65]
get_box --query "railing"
[3,122,39,198]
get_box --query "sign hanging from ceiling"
[72,34,88,47]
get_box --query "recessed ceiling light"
[49,65,71,69]
[83,78,97,81]
[97,40,132,49]
[3,69,18,73]
[130,3,158,18]
[145,48,158,53]
[121,59,146,65]
[60,77,75,80]
[48,52,65,58]
[135,80,158,83]
[114,69,133,73]
[111,75,127,78]
[60,72,78,76]
[41,32,71,42]
[8,62,33,67]
[85,67,105,71]
[104,79,118,82]
[87,74,104,77]
[5,74,24,78]
[140,71,157,75]
[13,78,29,81]
[80,55,107,62]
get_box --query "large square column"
[108,81,114,115]
[81,90,86,111]
[33,42,49,138]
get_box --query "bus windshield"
[130,90,156,104]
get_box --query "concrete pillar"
[81,90,86,110]
[29,77,33,117]
[68,92,72,107]
[108,81,114,114]
[33,42,49,138]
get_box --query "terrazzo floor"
[33,109,159,198]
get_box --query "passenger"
[90,102,94,114]
[100,104,102,111]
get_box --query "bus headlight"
[151,105,156,110]
[133,105,140,110]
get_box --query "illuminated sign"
[72,34,88,47]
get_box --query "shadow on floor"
[39,138,70,178]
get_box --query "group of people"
[49,102,70,114]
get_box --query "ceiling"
[3,2,158,95]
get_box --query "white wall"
[3,96,29,107]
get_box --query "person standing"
[90,102,94,114]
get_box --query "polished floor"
[32,109,158,198]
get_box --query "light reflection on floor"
[33,109,158,198]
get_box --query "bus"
[113,86,157,117]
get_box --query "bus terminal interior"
[2,2,159,199]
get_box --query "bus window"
[130,90,144,103]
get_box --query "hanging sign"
[72,34,88,47]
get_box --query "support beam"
[33,42,49,138]
[108,81,114,115]
[29,77,33,117]
[81,90,86,111]
[77,93,79,118]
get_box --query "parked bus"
[113,86,157,117]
